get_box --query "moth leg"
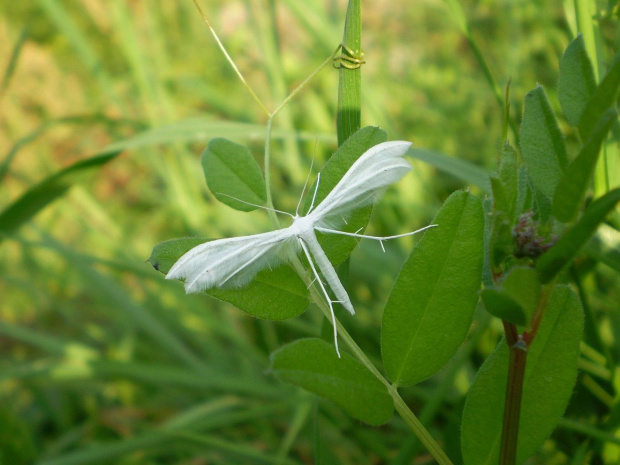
[316,224,437,243]
[299,239,341,358]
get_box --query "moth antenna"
[307,173,321,215]
[216,193,294,218]
[379,240,386,253]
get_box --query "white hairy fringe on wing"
[310,141,413,225]
[166,230,296,293]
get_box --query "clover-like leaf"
[270,338,394,425]
[202,138,267,212]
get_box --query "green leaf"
[489,210,513,268]
[490,174,509,215]
[538,188,620,283]
[531,181,553,223]
[497,143,518,220]
[306,126,387,265]
[516,165,533,218]
[201,138,266,212]
[553,109,617,222]
[102,118,336,153]
[481,198,495,287]
[407,148,491,193]
[578,54,620,140]
[558,34,596,126]
[489,145,519,267]
[480,289,528,327]
[501,266,540,324]
[520,86,568,198]
[381,191,484,386]
[481,267,540,327]
[461,285,583,465]
[270,338,393,425]
[0,151,120,237]
[149,238,309,320]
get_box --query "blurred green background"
[1,1,618,464]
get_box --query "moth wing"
[166,229,295,293]
[310,141,413,224]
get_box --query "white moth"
[167,140,434,356]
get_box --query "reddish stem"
[499,321,528,465]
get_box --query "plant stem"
[337,0,362,145]
[300,276,454,465]
[499,320,527,465]
[392,389,455,465]
[324,2,451,463]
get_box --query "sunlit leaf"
[202,138,267,212]
[382,191,484,386]
[149,238,309,320]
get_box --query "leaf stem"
[300,275,454,465]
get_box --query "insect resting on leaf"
[166,140,435,357]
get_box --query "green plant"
[1,1,619,464]
[147,2,620,464]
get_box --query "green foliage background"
[1,1,619,464]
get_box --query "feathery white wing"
[309,141,413,225]
[166,229,296,293]
[166,139,425,357]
